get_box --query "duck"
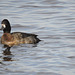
[0,19,41,48]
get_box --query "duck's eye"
[2,24,6,28]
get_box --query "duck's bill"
[0,24,6,30]
[0,26,4,30]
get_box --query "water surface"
[0,0,75,75]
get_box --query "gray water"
[0,0,75,75]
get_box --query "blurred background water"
[0,0,75,75]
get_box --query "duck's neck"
[3,27,11,33]
[4,31,10,33]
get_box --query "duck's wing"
[11,32,38,38]
[11,32,40,43]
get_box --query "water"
[0,0,75,75]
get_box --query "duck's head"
[0,19,11,33]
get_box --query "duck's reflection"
[2,46,13,61]
[3,47,12,55]
[3,57,12,61]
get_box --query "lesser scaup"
[0,19,41,47]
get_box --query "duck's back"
[11,32,40,44]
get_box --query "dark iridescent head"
[1,19,11,33]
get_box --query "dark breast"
[11,32,40,44]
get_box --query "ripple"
[0,0,75,75]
